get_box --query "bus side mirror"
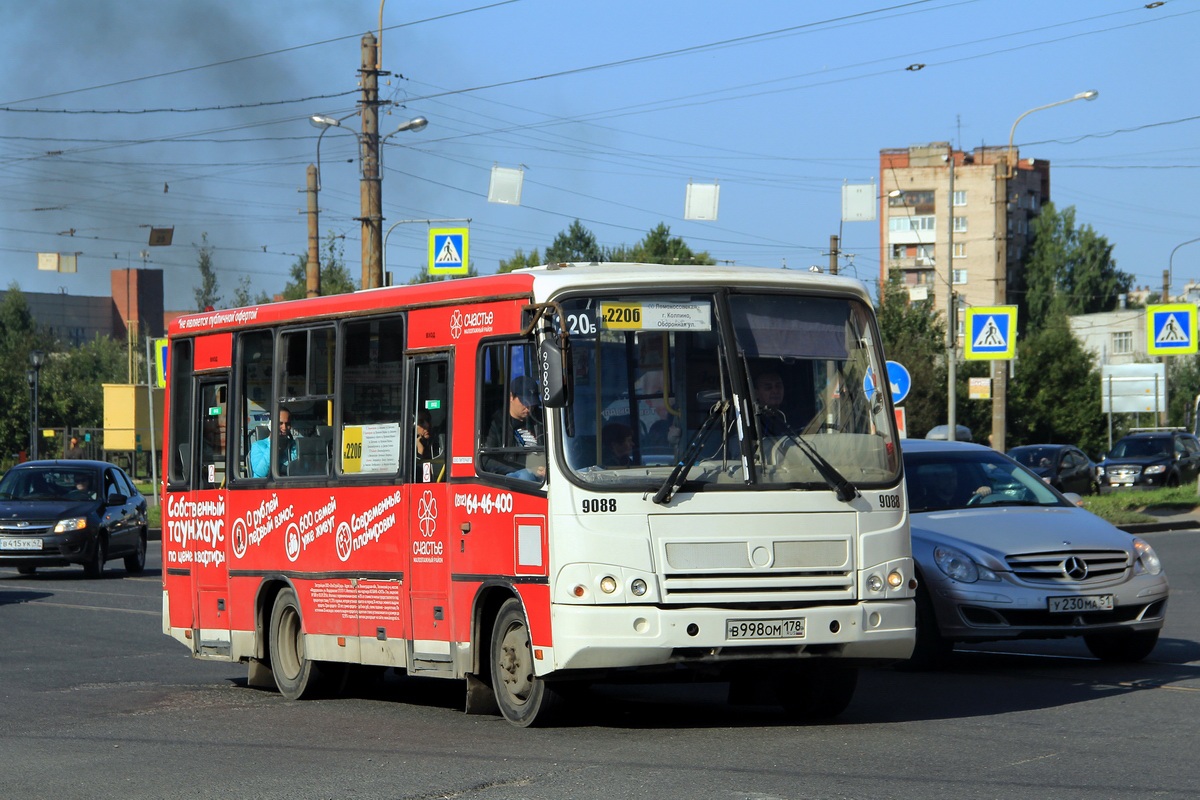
[537,337,570,408]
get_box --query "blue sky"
[2,0,1198,311]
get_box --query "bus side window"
[236,330,274,480]
[167,339,195,488]
[340,316,405,475]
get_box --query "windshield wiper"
[768,420,860,503]
[652,399,730,505]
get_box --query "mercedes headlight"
[1133,537,1163,576]
[933,545,997,583]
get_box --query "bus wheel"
[490,598,563,727]
[776,664,858,721]
[270,588,321,700]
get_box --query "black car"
[1098,430,1200,489]
[0,460,148,577]
[1007,444,1099,495]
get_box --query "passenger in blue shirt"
[250,408,298,477]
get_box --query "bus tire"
[776,663,858,721]
[490,598,564,727]
[269,587,322,700]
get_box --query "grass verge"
[1080,486,1200,525]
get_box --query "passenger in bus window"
[415,410,437,460]
[602,422,636,467]
[636,369,681,451]
[415,409,446,482]
[250,408,298,477]
[482,376,543,474]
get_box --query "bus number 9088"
[582,498,617,513]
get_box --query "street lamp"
[993,89,1100,451]
[1168,236,1200,302]
[28,350,44,460]
[1006,90,1098,178]
[306,113,358,297]
[369,116,429,287]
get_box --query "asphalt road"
[2,531,1198,800]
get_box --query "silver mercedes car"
[902,439,1169,667]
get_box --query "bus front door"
[189,377,233,656]
[407,357,454,674]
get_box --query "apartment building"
[878,142,1050,340]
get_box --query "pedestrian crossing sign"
[428,228,469,275]
[1147,303,1197,356]
[964,306,1017,360]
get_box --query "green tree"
[606,223,715,265]
[545,220,603,263]
[1006,317,1107,455]
[0,286,39,459]
[193,232,221,311]
[38,335,127,440]
[498,248,541,274]
[278,234,356,300]
[876,272,948,438]
[1169,353,1200,430]
[1019,203,1133,334]
[231,275,267,307]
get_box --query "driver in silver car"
[918,462,992,509]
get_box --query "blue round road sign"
[863,360,911,406]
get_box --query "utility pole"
[1162,268,1171,426]
[993,152,1009,452]
[946,149,957,441]
[829,235,839,275]
[359,32,383,290]
[305,164,320,298]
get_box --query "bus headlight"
[630,578,647,596]
[887,570,904,588]
[867,574,884,593]
[600,576,618,594]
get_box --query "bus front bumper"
[542,599,915,674]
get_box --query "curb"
[1118,520,1199,534]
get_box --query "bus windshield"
[557,290,899,490]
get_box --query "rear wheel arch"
[470,583,521,677]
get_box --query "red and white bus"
[161,263,915,726]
